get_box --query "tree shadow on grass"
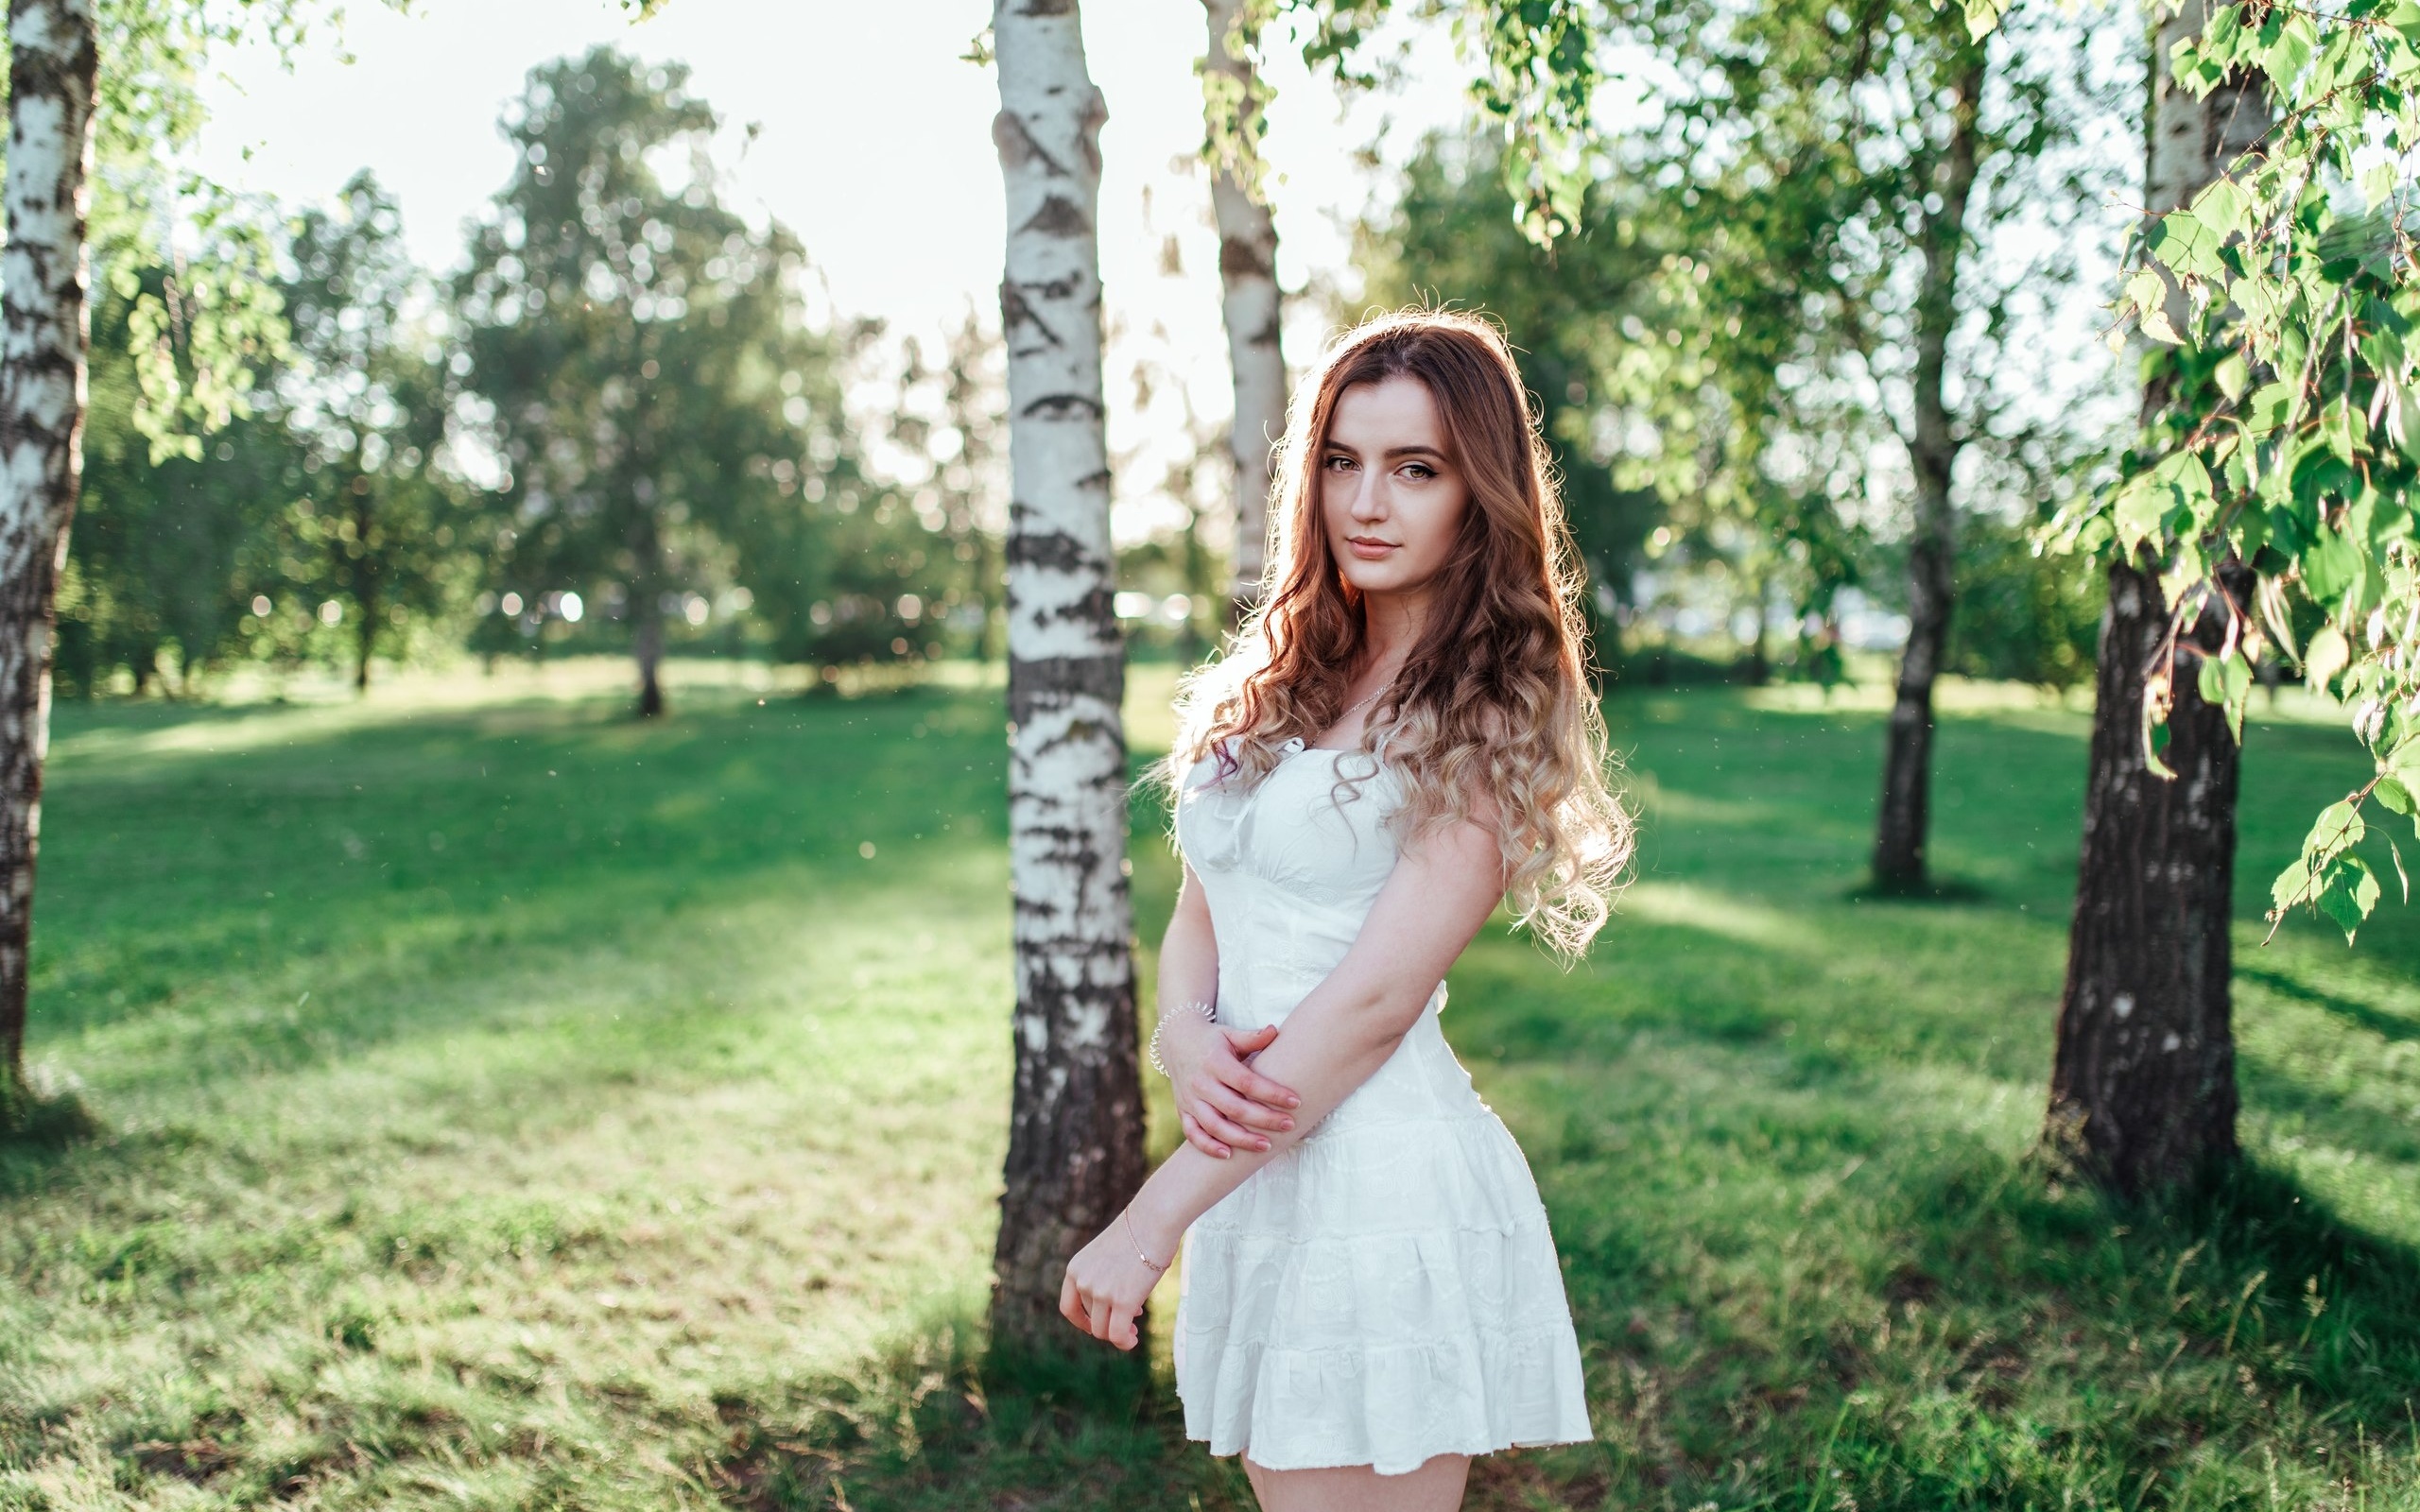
[0,1084,99,1179]
[1522,1129,2420,1511]
[709,1309,1252,1512]
[2239,964,2420,1045]
[1442,883,2420,1508]
[1841,874,1994,905]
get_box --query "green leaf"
[2245,380,2297,435]
[2308,798,2367,859]
[2303,527,2362,610]
[2317,852,2381,937]
[2222,651,2253,705]
[2365,160,2399,209]
[2161,450,2215,519]
[2377,774,2416,816]
[2305,624,2353,688]
[2114,475,2169,553]
[2193,176,2252,238]
[2216,352,2252,401]
[2151,211,2226,281]
[2220,650,2254,741]
[2162,534,2209,609]
[2143,673,2178,780]
[2125,268,2169,324]
[2263,13,2317,82]
[2387,737,2420,785]
[2273,855,2315,911]
[1960,0,2008,41]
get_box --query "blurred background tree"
[457,47,940,715]
[277,172,469,692]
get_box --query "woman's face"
[1319,375,1470,606]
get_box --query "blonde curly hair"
[1166,309,1633,959]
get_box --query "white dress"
[1170,736,1593,1474]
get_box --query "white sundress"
[1170,735,1593,1475]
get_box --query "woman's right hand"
[1158,1009,1302,1158]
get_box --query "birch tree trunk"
[2045,6,2265,1196]
[0,0,97,1112]
[1870,47,1983,893]
[1201,0,1284,619]
[988,0,1146,1375]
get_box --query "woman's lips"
[1345,537,1398,559]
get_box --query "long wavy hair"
[1167,309,1633,959]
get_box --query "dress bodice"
[1175,737,1410,1032]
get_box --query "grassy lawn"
[1,660,2415,1509]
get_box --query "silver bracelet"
[1147,999,1216,1077]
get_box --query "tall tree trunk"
[629,504,666,717]
[988,0,1145,1375]
[2044,5,2266,1196]
[2048,559,2246,1194]
[354,597,375,694]
[0,0,96,1112]
[1747,565,1772,686]
[632,606,663,718]
[1201,0,1283,623]
[1872,47,1984,893]
[352,490,377,695]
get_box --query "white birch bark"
[0,0,96,1105]
[1201,0,1284,614]
[987,0,1145,1361]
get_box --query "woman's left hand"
[1059,1212,1170,1351]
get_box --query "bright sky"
[189,0,1473,539]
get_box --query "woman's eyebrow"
[1322,438,1447,461]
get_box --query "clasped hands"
[1059,1008,1302,1350]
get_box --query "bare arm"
[1060,810,1506,1349]
[1154,860,1303,1158]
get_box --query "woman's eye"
[1324,455,1357,472]
[1402,463,1435,481]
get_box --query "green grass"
[1,661,2415,1509]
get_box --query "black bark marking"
[1219,234,1273,280]
[991,109,1067,179]
[998,281,1061,349]
[1021,393,1103,421]
[1009,652,1124,727]
[1003,524,1100,575]
[1019,194,1091,238]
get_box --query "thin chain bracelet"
[1123,1210,1170,1275]
[1147,999,1216,1077]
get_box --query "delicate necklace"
[1295,678,1394,754]
[1339,659,1404,724]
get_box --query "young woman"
[1060,311,1633,1511]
